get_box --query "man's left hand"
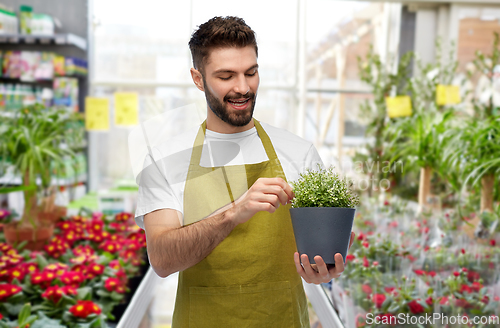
[294,231,355,284]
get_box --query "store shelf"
[0,76,87,84]
[0,33,87,51]
[0,173,87,187]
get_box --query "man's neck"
[206,112,255,134]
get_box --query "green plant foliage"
[290,165,360,208]
[356,46,413,165]
[0,104,83,227]
[469,32,500,119]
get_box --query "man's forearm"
[149,209,237,277]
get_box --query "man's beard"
[203,77,256,127]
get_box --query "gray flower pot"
[290,207,355,265]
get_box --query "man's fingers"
[265,185,289,205]
[330,253,345,274]
[301,254,318,277]
[260,178,294,201]
[314,256,330,280]
[294,252,308,281]
[348,231,355,249]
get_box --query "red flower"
[127,231,146,245]
[109,223,128,232]
[414,270,425,276]
[408,300,425,314]
[373,294,386,308]
[73,245,95,257]
[104,277,126,293]
[362,241,369,248]
[372,261,379,266]
[482,295,490,304]
[453,271,460,277]
[30,271,56,288]
[60,271,85,287]
[345,254,355,262]
[21,262,38,275]
[42,286,64,304]
[455,298,471,308]
[0,243,12,253]
[115,212,132,222]
[99,241,122,254]
[425,297,433,306]
[109,260,121,270]
[69,300,101,318]
[362,256,369,268]
[0,283,22,301]
[467,270,480,282]
[357,233,365,241]
[439,296,449,305]
[384,286,396,294]
[361,284,372,295]
[427,271,436,277]
[7,267,25,283]
[471,282,483,292]
[490,239,496,246]
[88,218,104,232]
[461,248,465,254]
[57,221,76,232]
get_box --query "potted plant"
[289,165,360,264]
[0,104,79,250]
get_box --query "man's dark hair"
[188,16,258,73]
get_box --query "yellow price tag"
[85,97,110,131]
[114,92,139,126]
[385,96,412,118]
[436,85,461,106]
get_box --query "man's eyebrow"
[213,64,259,75]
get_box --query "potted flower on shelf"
[0,104,80,250]
[289,165,360,264]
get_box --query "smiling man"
[135,16,354,327]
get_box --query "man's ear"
[190,68,205,92]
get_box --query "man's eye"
[219,76,231,80]
[247,71,257,76]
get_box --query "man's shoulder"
[154,125,200,158]
[259,122,314,150]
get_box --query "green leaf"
[110,291,124,302]
[3,302,25,316]
[96,290,110,298]
[18,303,32,325]
[36,254,49,269]
[30,315,66,328]
[77,287,92,300]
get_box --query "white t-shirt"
[134,122,323,228]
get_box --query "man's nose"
[234,75,250,95]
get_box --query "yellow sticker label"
[385,96,412,118]
[436,85,461,106]
[114,92,139,126]
[85,98,109,131]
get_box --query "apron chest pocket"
[188,281,294,328]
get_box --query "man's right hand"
[227,177,294,225]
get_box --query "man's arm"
[144,208,237,278]
[144,177,293,278]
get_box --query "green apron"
[172,119,310,327]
